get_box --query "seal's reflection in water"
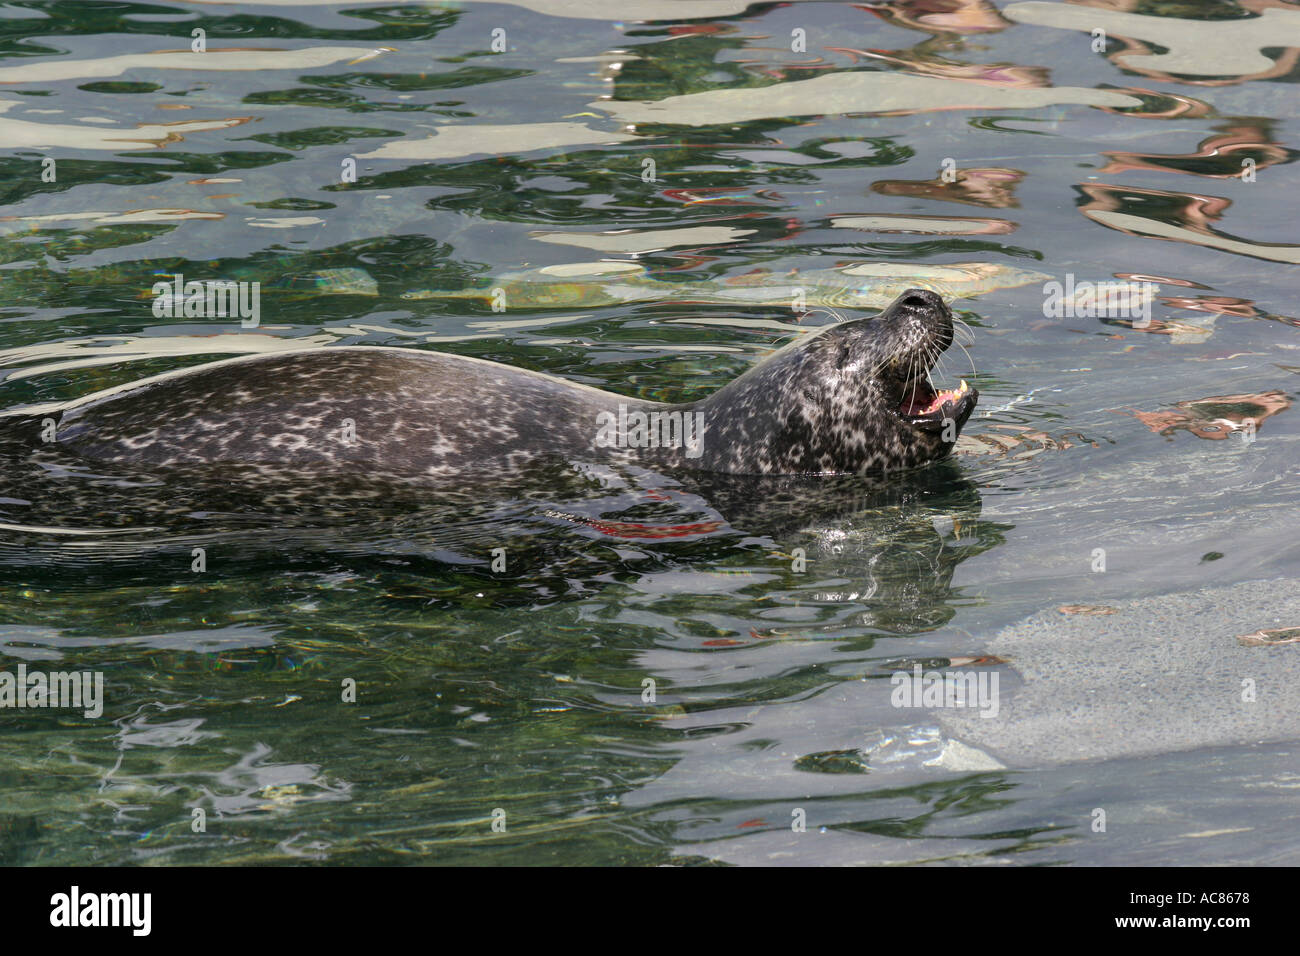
[672,461,999,634]
[0,447,999,630]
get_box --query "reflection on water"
[1004,1,1300,83]
[599,70,1140,125]
[1098,119,1296,179]
[863,0,1011,36]
[0,97,249,150]
[873,165,1025,207]
[0,46,389,84]
[1123,389,1291,440]
[1079,183,1300,264]
[401,259,1047,308]
[0,0,1297,866]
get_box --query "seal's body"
[11,289,977,480]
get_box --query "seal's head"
[696,288,979,475]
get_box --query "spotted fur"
[7,289,976,481]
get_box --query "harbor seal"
[3,288,976,480]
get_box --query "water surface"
[1,0,1298,866]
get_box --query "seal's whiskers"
[952,314,977,346]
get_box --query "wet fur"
[1,289,976,481]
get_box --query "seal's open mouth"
[900,379,972,419]
[896,374,978,433]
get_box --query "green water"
[1,0,1298,866]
